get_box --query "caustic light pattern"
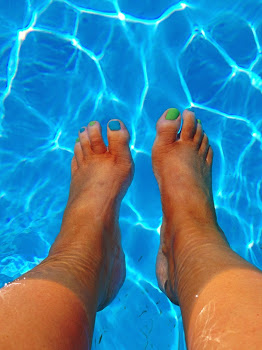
[0,0,262,349]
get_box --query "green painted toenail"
[89,121,96,126]
[166,108,180,120]
[75,137,80,143]
[197,119,202,125]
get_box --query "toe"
[87,121,107,154]
[74,139,83,166]
[206,146,213,166]
[193,120,204,149]
[71,156,78,175]
[199,133,210,158]
[155,108,181,146]
[79,127,92,157]
[180,109,197,140]
[107,119,131,159]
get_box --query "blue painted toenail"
[109,121,121,131]
[80,127,85,133]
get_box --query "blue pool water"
[0,0,262,348]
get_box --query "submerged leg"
[0,119,134,349]
[152,108,262,349]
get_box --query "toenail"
[80,127,85,133]
[197,119,202,125]
[75,137,80,143]
[109,120,121,131]
[89,121,96,126]
[166,108,180,120]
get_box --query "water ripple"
[0,0,261,349]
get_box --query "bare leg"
[0,120,134,349]
[152,109,262,350]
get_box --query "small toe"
[71,156,78,175]
[79,127,92,157]
[155,108,182,146]
[107,119,131,159]
[74,140,83,166]
[199,133,210,158]
[180,110,197,140]
[206,146,213,166]
[87,121,107,154]
[193,121,204,149]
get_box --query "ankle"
[24,252,102,313]
[165,217,228,251]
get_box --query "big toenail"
[89,121,96,126]
[165,108,180,120]
[109,121,121,131]
[80,127,85,133]
[75,137,80,143]
[197,119,202,124]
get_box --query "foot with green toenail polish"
[166,108,180,120]
[152,108,215,305]
[197,119,202,124]
[89,121,96,126]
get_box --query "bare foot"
[152,109,227,304]
[45,119,134,311]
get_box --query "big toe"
[107,120,132,160]
[154,108,181,147]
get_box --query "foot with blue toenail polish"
[51,118,134,313]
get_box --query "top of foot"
[152,108,216,226]
[152,109,218,304]
[70,120,134,216]
[52,119,134,311]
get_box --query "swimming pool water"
[0,0,262,349]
